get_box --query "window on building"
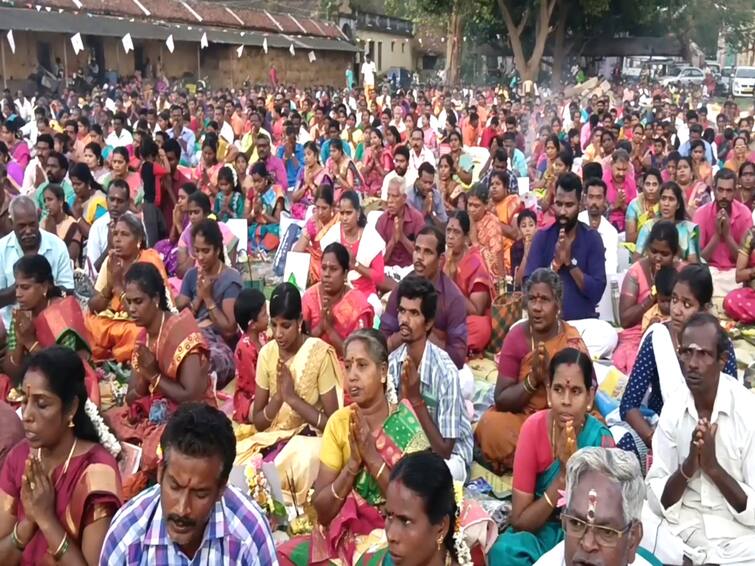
[377,41,383,70]
[391,41,395,52]
[401,43,405,54]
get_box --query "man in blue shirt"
[320,118,351,164]
[524,172,606,321]
[678,123,714,164]
[406,162,447,228]
[275,125,304,188]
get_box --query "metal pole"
[1,34,7,89]
[197,43,200,80]
[62,37,68,83]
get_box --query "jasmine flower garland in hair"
[453,482,473,566]
[85,399,122,458]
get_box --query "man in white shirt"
[21,134,53,196]
[381,145,410,201]
[407,128,436,181]
[361,55,376,97]
[105,111,134,148]
[642,313,755,566]
[14,91,34,122]
[86,180,131,277]
[536,448,656,566]
[578,178,618,276]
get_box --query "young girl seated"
[641,265,677,332]
[512,209,537,285]
[232,288,269,423]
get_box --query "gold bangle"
[523,375,536,394]
[316,412,323,429]
[148,374,161,395]
[543,491,555,508]
[11,523,26,550]
[48,532,69,559]
[377,462,387,479]
[679,463,693,482]
[331,482,345,501]
[262,405,273,422]
[207,303,217,312]
[29,341,40,352]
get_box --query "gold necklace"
[38,437,77,489]
[149,312,166,351]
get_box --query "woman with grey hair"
[475,268,590,474]
[533,447,662,566]
[87,211,172,363]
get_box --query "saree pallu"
[302,284,375,354]
[86,249,169,363]
[306,216,339,285]
[234,337,343,504]
[452,246,494,355]
[724,288,755,323]
[278,401,431,566]
[487,415,612,566]
[291,168,332,220]
[612,261,653,375]
[106,310,210,498]
[474,322,586,473]
[201,325,236,390]
[476,211,505,280]
[495,195,523,274]
[0,442,121,566]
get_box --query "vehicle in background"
[659,66,706,86]
[732,66,755,97]
[704,61,721,76]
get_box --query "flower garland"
[452,482,473,566]
[84,399,122,458]
[385,372,398,405]
[221,164,239,190]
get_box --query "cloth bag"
[487,287,523,355]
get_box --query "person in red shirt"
[462,112,481,147]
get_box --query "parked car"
[659,66,705,86]
[732,66,755,98]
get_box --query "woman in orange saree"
[3,255,100,405]
[489,171,523,275]
[444,212,494,357]
[106,262,211,498]
[0,347,122,566]
[86,213,172,364]
[292,184,338,286]
[474,268,587,473]
[302,242,374,358]
[467,183,505,280]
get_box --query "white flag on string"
[166,34,175,53]
[262,37,268,54]
[308,50,316,63]
[236,45,244,58]
[200,32,208,49]
[71,32,84,55]
[122,33,134,53]
[6,30,15,54]
[289,43,295,56]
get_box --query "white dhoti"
[641,501,755,566]
[709,266,739,315]
[446,453,468,484]
[567,318,619,360]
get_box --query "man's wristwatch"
[566,258,578,270]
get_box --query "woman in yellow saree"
[278,329,430,566]
[86,212,171,363]
[235,282,342,506]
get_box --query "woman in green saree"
[278,329,431,566]
[487,347,614,566]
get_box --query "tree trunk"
[551,0,568,91]
[445,0,463,85]
[497,0,557,83]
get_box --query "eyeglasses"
[561,513,632,547]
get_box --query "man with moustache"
[577,178,618,278]
[381,225,468,369]
[386,275,473,482]
[694,168,753,299]
[100,404,278,565]
[381,144,410,201]
[642,313,755,566]
[535,448,662,566]
[525,172,614,357]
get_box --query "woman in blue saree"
[488,347,614,566]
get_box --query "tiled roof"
[1,0,345,39]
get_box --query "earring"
[547,400,552,408]
[587,404,593,412]
[436,536,443,550]
[381,377,386,384]
[68,418,74,428]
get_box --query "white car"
[732,66,755,97]
[659,66,706,86]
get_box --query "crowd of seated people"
[0,75,753,566]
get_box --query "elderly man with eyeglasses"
[535,447,662,566]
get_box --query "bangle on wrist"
[377,462,387,479]
[11,522,27,550]
[48,532,70,560]
[262,405,273,422]
[679,463,693,481]
[207,302,217,312]
[316,412,323,429]
[543,491,555,508]
[331,482,345,501]
[148,374,161,395]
